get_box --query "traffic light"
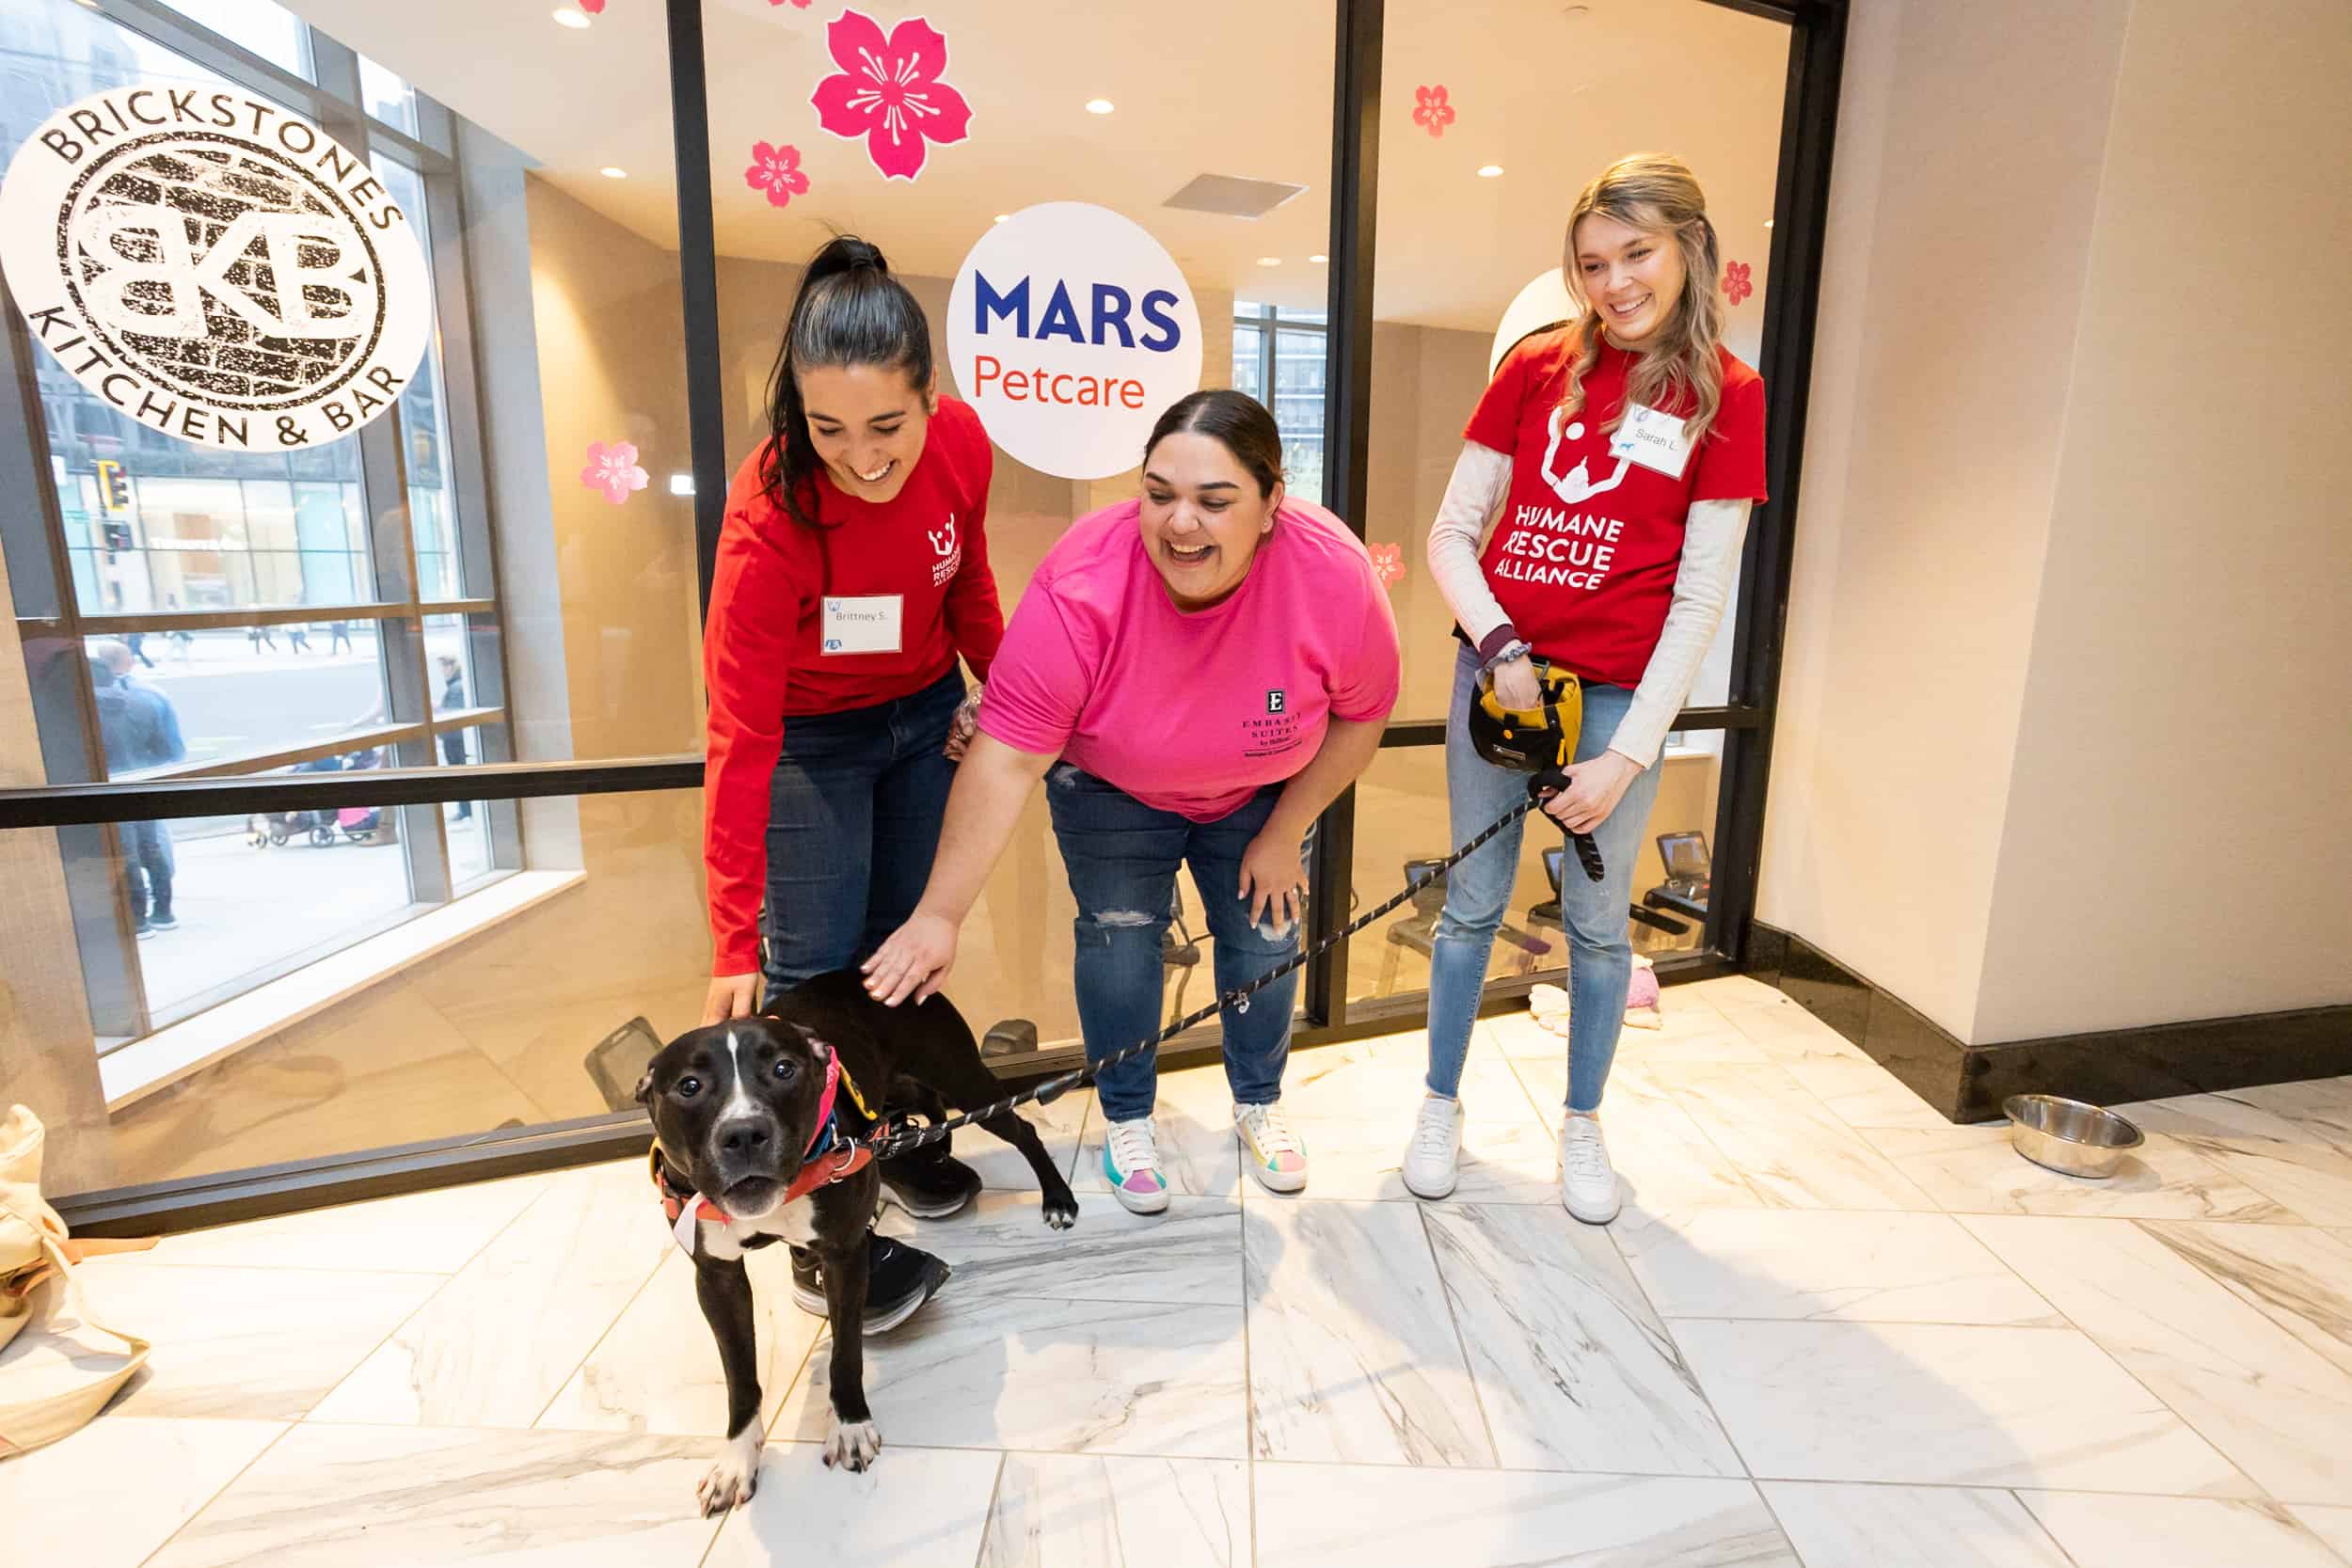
[95,460,130,513]
[101,521,132,562]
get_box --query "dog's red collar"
[650,1047,876,1251]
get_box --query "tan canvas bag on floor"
[0,1104,151,1458]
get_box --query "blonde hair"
[1557,153,1726,443]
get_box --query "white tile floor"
[11,976,2352,1566]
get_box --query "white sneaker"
[1559,1116,1621,1224]
[1234,1102,1308,1194]
[1101,1117,1171,1214]
[1402,1093,1464,1199]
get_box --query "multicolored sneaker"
[1101,1117,1170,1214]
[1234,1101,1308,1194]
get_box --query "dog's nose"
[717,1117,775,1159]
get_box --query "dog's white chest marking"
[695,1194,818,1262]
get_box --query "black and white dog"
[636,970,1078,1513]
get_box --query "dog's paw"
[822,1415,882,1471]
[695,1430,763,1516]
[1041,1189,1079,1230]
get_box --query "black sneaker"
[134,921,154,940]
[788,1233,951,1335]
[148,911,179,931]
[879,1129,982,1220]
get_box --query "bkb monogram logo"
[0,87,431,451]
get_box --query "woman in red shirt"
[1403,155,1769,1221]
[700,236,1005,1326]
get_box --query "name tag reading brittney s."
[820,594,902,655]
[1610,403,1695,480]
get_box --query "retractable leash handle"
[1527,765,1607,883]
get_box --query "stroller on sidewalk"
[246,748,385,847]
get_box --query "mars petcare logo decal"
[0,87,431,451]
[946,202,1202,481]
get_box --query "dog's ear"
[633,1069,655,1106]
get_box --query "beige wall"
[1761,0,2351,1046]
[1973,0,2352,1039]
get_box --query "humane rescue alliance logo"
[0,87,431,451]
[946,202,1202,481]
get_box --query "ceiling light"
[1257,257,1281,267]
[993,214,1009,224]
[599,166,627,179]
[668,472,695,497]
[1477,165,1504,179]
[1763,218,1775,229]
[1085,99,1115,115]
[1310,254,1328,264]
[552,7,591,28]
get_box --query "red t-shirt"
[702,395,1005,974]
[1465,328,1768,687]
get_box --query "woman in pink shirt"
[865,390,1401,1210]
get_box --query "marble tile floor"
[11,977,2352,1566]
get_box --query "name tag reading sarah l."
[1610,403,1695,480]
[820,594,903,655]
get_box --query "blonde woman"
[1403,154,1768,1218]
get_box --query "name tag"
[1610,403,1694,480]
[820,594,902,655]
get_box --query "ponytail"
[759,235,934,525]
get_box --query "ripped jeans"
[1045,766,1307,1123]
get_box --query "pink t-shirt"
[979,498,1402,821]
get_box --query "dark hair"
[1142,389,1286,499]
[759,235,934,526]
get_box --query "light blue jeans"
[1424,644,1664,1113]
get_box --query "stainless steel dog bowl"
[2004,1094,2144,1179]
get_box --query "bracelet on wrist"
[1482,639,1533,673]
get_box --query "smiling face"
[636,1016,828,1221]
[1138,430,1283,610]
[799,362,935,504]
[1570,210,1689,350]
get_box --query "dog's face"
[636,1016,830,1222]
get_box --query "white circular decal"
[1492,267,1576,378]
[0,87,432,451]
[946,202,1202,481]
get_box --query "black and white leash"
[863,782,1596,1162]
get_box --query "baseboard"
[1746,923,2352,1123]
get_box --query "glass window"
[696,0,1337,1055]
[82,620,390,775]
[373,156,466,601]
[356,51,414,134]
[1368,0,1785,724]
[152,0,312,78]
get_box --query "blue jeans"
[1425,644,1664,1113]
[761,668,963,996]
[1046,768,1308,1123]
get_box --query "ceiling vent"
[1162,173,1308,220]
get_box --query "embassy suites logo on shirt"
[0,86,431,452]
[1241,696,1300,761]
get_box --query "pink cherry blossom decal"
[810,9,973,181]
[578,0,604,11]
[772,0,811,7]
[745,141,810,207]
[1412,85,1455,139]
[1369,542,1406,590]
[581,440,648,505]
[1724,260,1755,306]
